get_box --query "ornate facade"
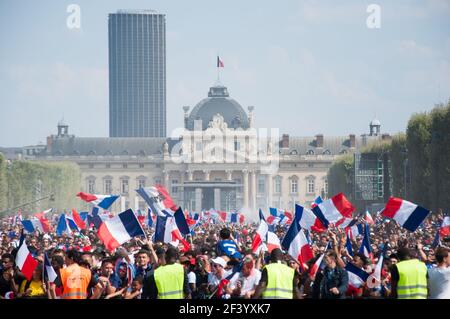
[34,83,388,214]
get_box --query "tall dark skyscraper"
[108,10,166,137]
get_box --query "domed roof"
[370,118,381,126]
[186,85,249,131]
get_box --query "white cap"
[211,257,227,268]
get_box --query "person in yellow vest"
[60,249,92,299]
[252,248,302,299]
[390,247,428,299]
[147,246,191,299]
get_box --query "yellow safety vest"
[396,259,428,299]
[262,262,295,299]
[154,263,185,299]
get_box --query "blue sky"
[1,0,449,146]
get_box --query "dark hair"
[270,248,283,262]
[354,253,368,265]
[219,228,231,240]
[165,246,179,261]
[397,247,411,261]
[435,247,449,264]
[52,255,65,268]
[325,250,337,260]
[1,253,14,262]
[136,249,150,258]
[388,253,398,260]
[154,246,165,257]
[66,249,81,263]
[133,277,143,285]
[101,258,114,267]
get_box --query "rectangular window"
[234,141,240,151]
[88,180,95,194]
[291,179,298,193]
[121,179,129,194]
[104,180,112,194]
[171,179,178,194]
[139,163,144,168]
[274,178,282,194]
[307,179,315,194]
[123,163,128,169]
[196,142,202,151]
[258,176,265,194]
[106,164,111,169]
[137,179,146,189]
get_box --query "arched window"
[306,150,315,155]
[323,149,331,155]
[290,150,298,155]
[340,149,348,154]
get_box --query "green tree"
[327,154,354,200]
[406,113,432,208]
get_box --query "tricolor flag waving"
[15,230,38,281]
[312,193,355,229]
[77,192,119,210]
[251,210,269,253]
[136,185,177,217]
[97,209,145,252]
[281,217,313,269]
[381,197,430,232]
[217,56,224,68]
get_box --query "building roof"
[47,137,167,156]
[186,85,250,131]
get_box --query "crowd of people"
[0,209,449,300]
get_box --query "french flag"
[367,244,387,288]
[358,224,373,263]
[345,232,354,257]
[44,252,58,283]
[312,193,355,228]
[136,185,177,216]
[346,223,365,240]
[311,196,323,209]
[97,209,145,252]
[281,218,313,268]
[345,262,369,289]
[217,56,224,67]
[309,253,325,279]
[295,204,326,233]
[266,231,281,253]
[12,210,23,227]
[381,197,430,232]
[147,208,156,228]
[56,214,73,236]
[336,217,357,229]
[15,231,38,281]
[21,218,52,233]
[365,211,375,225]
[251,210,269,253]
[154,215,190,252]
[67,209,86,230]
[77,192,119,210]
[439,216,450,238]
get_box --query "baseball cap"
[211,257,227,268]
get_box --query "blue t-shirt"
[217,240,242,259]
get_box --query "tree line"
[328,100,450,213]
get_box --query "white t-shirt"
[188,271,196,284]
[228,270,261,296]
[427,266,450,299]
[208,270,232,287]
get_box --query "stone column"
[251,170,257,210]
[121,196,126,212]
[226,170,232,181]
[204,170,210,181]
[179,171,185,209]
[243,169,249,208]
[163,170,169,188]
[134,196,139,211]
[214,188,221,210]
[187,170,193,181]
[267,174,273,209]
[195,188,202,213]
